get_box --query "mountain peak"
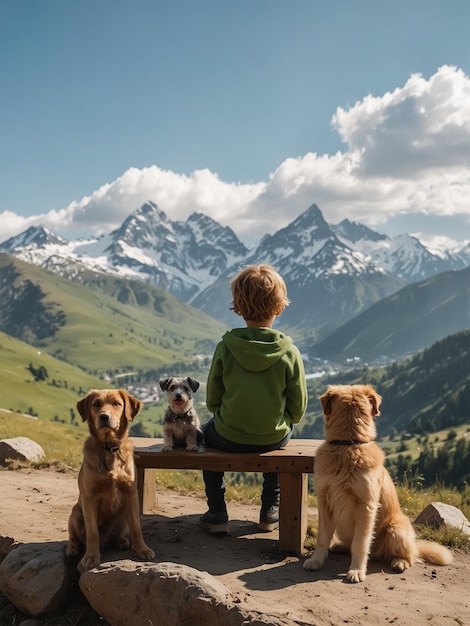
[258,204,333,252]
[292,203,327,226]
[0,225,68,251]
[186,212,249,256]
[138,201,166,219]
[333,219,387,243]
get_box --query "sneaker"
[258,505,279,532]
[198,511,229,534]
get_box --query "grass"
[0,331,107,421]
[0,329,209,437]
[0,409,86,468]
[304,477,470,553]
[155,468,270,506]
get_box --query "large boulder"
[0,438,45,465]
[415,502,470,536]
[80,560,293,626]
[0,542,74,616]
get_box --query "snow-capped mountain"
[331,218,388,244]
[332,219,468,282]
[191,205,406,329]
[3,226,69,249]
[246,206,386,280]
[0,202,249,301]
[103,202,249,300]
[1,201,468,334]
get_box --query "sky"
[1,0,470,248]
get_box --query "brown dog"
[66,389,155,571]
[304,384,453,583]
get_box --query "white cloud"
[0,211,31,239]
[333,65,470,177]
[0,207,80,242]
[65,166,266,237]
[253,65,470,230]
[1,65,469,245]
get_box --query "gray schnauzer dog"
[159,376,202,451]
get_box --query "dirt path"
[1,467,469,625]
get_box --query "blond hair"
[230,264,290,322]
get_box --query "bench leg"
[136,467,157,514]
[278,472,308,555]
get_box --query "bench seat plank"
[133,437,319,472]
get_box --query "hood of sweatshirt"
[222,327,294,372]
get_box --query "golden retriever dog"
[66,389,155,571]
[304,384,453,583]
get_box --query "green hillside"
[0,330,107,420]
[300,329,470,439]
[310,267,470,362]
[0,253,226,428]
[0,322,211,433]
[0,253,226,374]
[0,408,86,468]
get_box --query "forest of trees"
[386,431,470,491]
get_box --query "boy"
[200,264,308,533]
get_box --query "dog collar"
[100,443,121,454]
[168,409,192,421]
[329,439,366,445]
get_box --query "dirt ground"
[1,467,469,626]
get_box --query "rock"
[0,600,16,622]
[80,560,293,626]
[0,536,18,564]
[0,542,75,616]
[0,438,45,465]
[415,502,470,536]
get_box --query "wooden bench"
[131,437,322,555]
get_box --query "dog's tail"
[417,540,453,565]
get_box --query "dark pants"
[202,418,293,514]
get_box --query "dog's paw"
[346,568,366,583]
[303,554,324,571]
[185,444,199,451]
[137,545,155,561]
[391,557,410,572]
[66,541,81,558]
[161,444,173,452]
[116,536,132,550]
[80,553,101,571]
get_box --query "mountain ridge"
[2,202,468,303]
[1,201,469,352]
[309,266,470,363]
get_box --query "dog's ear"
[159,377,172,392]
[186,377,200,392]
[76,391,96,422]
[119,390,143,421]
[365,386,382,416]
[320,388,335,416]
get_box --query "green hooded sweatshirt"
[206,327,308,445]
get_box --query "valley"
[0,202,468,489]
